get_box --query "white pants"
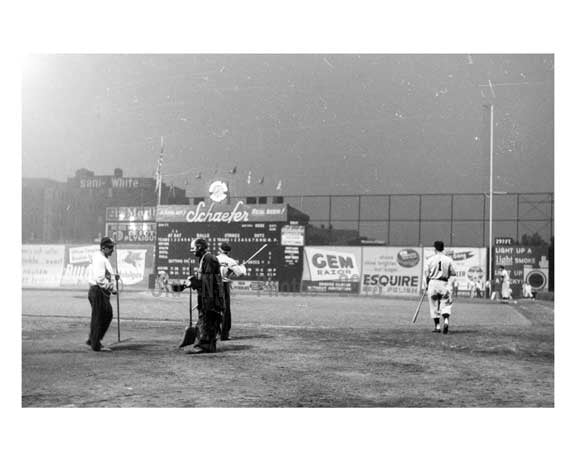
[501,281,512,299]
[428,280,453,318]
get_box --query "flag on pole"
[258,176,264,185]
[230,166,237,174]
[247,171,252,184]
[196,172,202,180]
[155,136,165,192]
[276,180,282,191]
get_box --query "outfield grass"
[21,290,553,407]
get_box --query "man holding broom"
[184,238,225,353]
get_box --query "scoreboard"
[154,203,305,292]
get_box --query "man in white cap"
[86,237,117,352]
[217,243,246,340]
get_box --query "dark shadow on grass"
[218,344,255,352]
[26,349,92,355]
[439,329,481,335]
[109,341,158,351]
[227,334,274,340]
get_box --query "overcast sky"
[22,54,553,197]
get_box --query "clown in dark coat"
[185,238,225,353]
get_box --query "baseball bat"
[411,289,427,323]
[243,244,268,264]
[115,273,121,341]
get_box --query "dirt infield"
[22,290,554,407]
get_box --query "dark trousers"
[221,282,231,339]
[88,285,113,351]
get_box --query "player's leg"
[89,288,109,351]
[221,283,231,340]
[428,282,441,332]
[99,296,114,344]
[87,287,98,348]
[439,288,453,334]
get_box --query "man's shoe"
[433,328,441,333]
[221,336,230,341]
[85,340,91,346]
[99,347,113,352]
[442,324,449,334]
[186,348,208,354]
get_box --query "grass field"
[21,289,554,407]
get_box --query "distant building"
[22,178,67,243]
[22,168,189,244]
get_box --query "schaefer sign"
[361,247,423,297]
[301,247,361,294]
[156,202,287,223]
[423,247,487,295]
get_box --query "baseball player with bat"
[423,240,457,334]
[216,243,247,341]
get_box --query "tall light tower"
[484,103,495,286]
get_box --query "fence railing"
[234,192,554,247]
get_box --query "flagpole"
[157,171,162,207]
[157,136,164,207]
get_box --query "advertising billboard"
[281,225,305,246]
[422,247,487,295]
[105,222,157,243]
[302,246,361,294]
[60,244,154,289]
[22,245,65,288]
[60,245,99,287]
[116,248,148,286]
[106,206,156,222]
[360,247,423,297]
[494,240,549,297]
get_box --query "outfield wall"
[22,244,155,290]
[23,243,548,298]
[301,246,486,297]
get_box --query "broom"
[179,258,198,348]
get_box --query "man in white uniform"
[498,265,512,303]
[216,243,246,340]
[424,240,457,334]
[86,237,117,352]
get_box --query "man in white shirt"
[216,243,246,340]
[424,241,457,334]
[86,237,117,352]
[498,265,512,303]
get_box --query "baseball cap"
[100,237,115,248]
[191,238,208,251]
[220,243,231,252]
[433,240,444,251]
